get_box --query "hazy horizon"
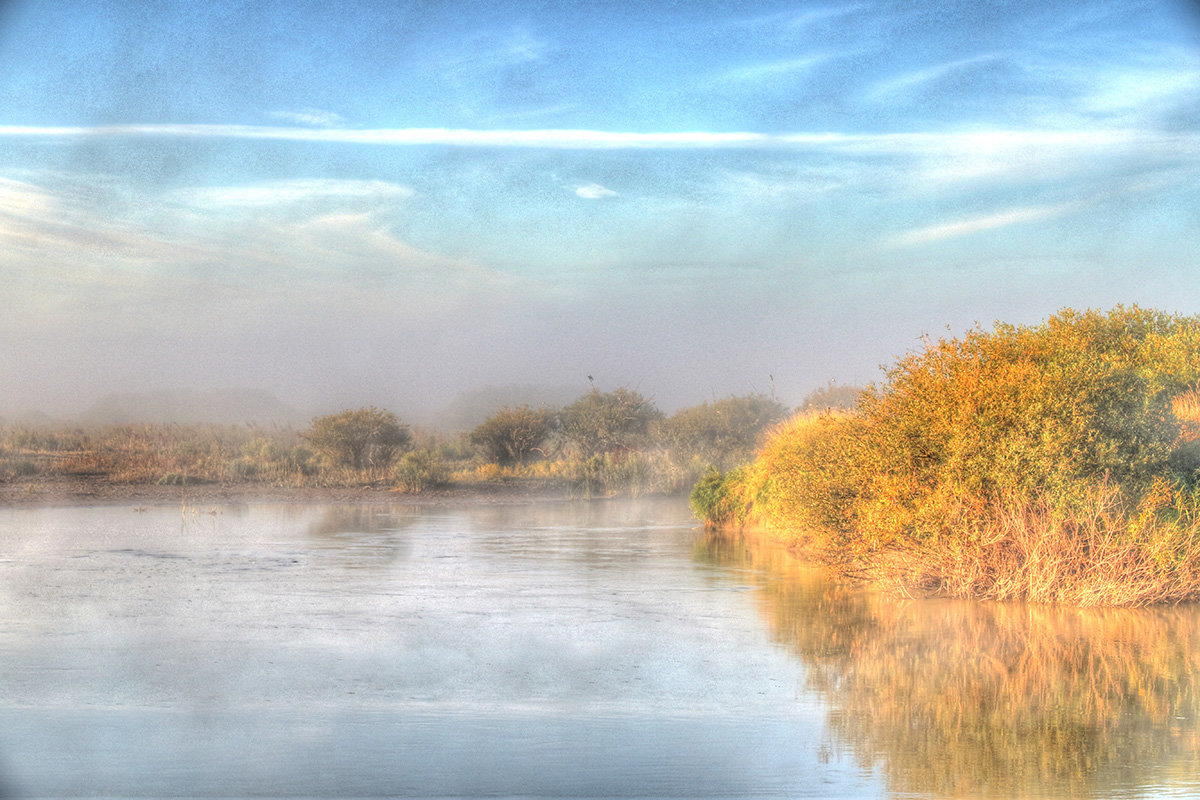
[0,379,824,432]
[2,1,1198,424]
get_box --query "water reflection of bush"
[304,506,417,567]
[697,532,1200,799]
[464,498,695,568]
[462,496,691,532]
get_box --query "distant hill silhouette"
[80,388,302,426]
[0,409,63,427]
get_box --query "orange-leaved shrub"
[697,307,1200,605]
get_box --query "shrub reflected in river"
[697,530,1200,799]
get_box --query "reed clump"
[0,423,317,486]
[695,306,1200,605]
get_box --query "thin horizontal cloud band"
[0,124,1186,152]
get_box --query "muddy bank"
[0,475,581,509]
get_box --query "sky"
[1,0,1198,425]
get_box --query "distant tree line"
[287,384,860,496]
[0,383,861,498]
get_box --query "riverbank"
[0,474,583,509]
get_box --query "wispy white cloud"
[1,124,1190,155]
[444,26,548,72]
[230,212,506,298]
[889,201,1079,247]
[0,177,56,218]
[480,103,579,123]
[575,183,617,199]
[269,108,347,127]
[712,54,836,85]
[1006,41,1200,128]
[864,54,1010,101]
[172,179,413,208]
[1078,61,1200,117]
[716,169,841,202]
[732,4,870,34]
[0,174,511,320]
[0,176,184,264]
[0,124,794,148]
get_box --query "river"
[0,497,1197,798]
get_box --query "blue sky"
[1,0,1198,422]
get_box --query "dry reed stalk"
[862,486,1200,607]
[1172,389,1200,424]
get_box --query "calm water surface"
[0,497,1198,799]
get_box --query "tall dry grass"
[1173,388,1200,426]
[874,483,1200,606]
[0,424,318,486]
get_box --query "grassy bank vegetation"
[693,307,1200,606]
[0,389,799,500]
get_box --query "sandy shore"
[0,475,580,509]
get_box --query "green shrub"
[393,448,451,493]
[560,388,662,458]
[689,467,751,528]
[470,405,555,466]
[302,407,411,472]
[749,411,865,551]
[851,306,1200,547]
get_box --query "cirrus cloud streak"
[2,124,1193,154]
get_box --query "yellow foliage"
[709,308,1200,605]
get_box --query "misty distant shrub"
[559,450,680,499]
[705,307,1200,605]
[560,388,662,458]
[470,405,555,466]
[603,449,682,496]
[302,407,411,471]
[798,382,864,413]
[393,448,451,493]
[0,453,41,479]
[4,428,85,453]
[657,394,790,470]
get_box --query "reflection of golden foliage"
[304,506,416,567]
[698,531,1200,799]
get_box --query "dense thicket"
[302,407,411,471]
[656,394,789,470]
[696,307,1200,605]
[559,388,662,457]
[469,405,554,466]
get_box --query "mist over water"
[3,499,1200,797]
[0,499,872,799]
